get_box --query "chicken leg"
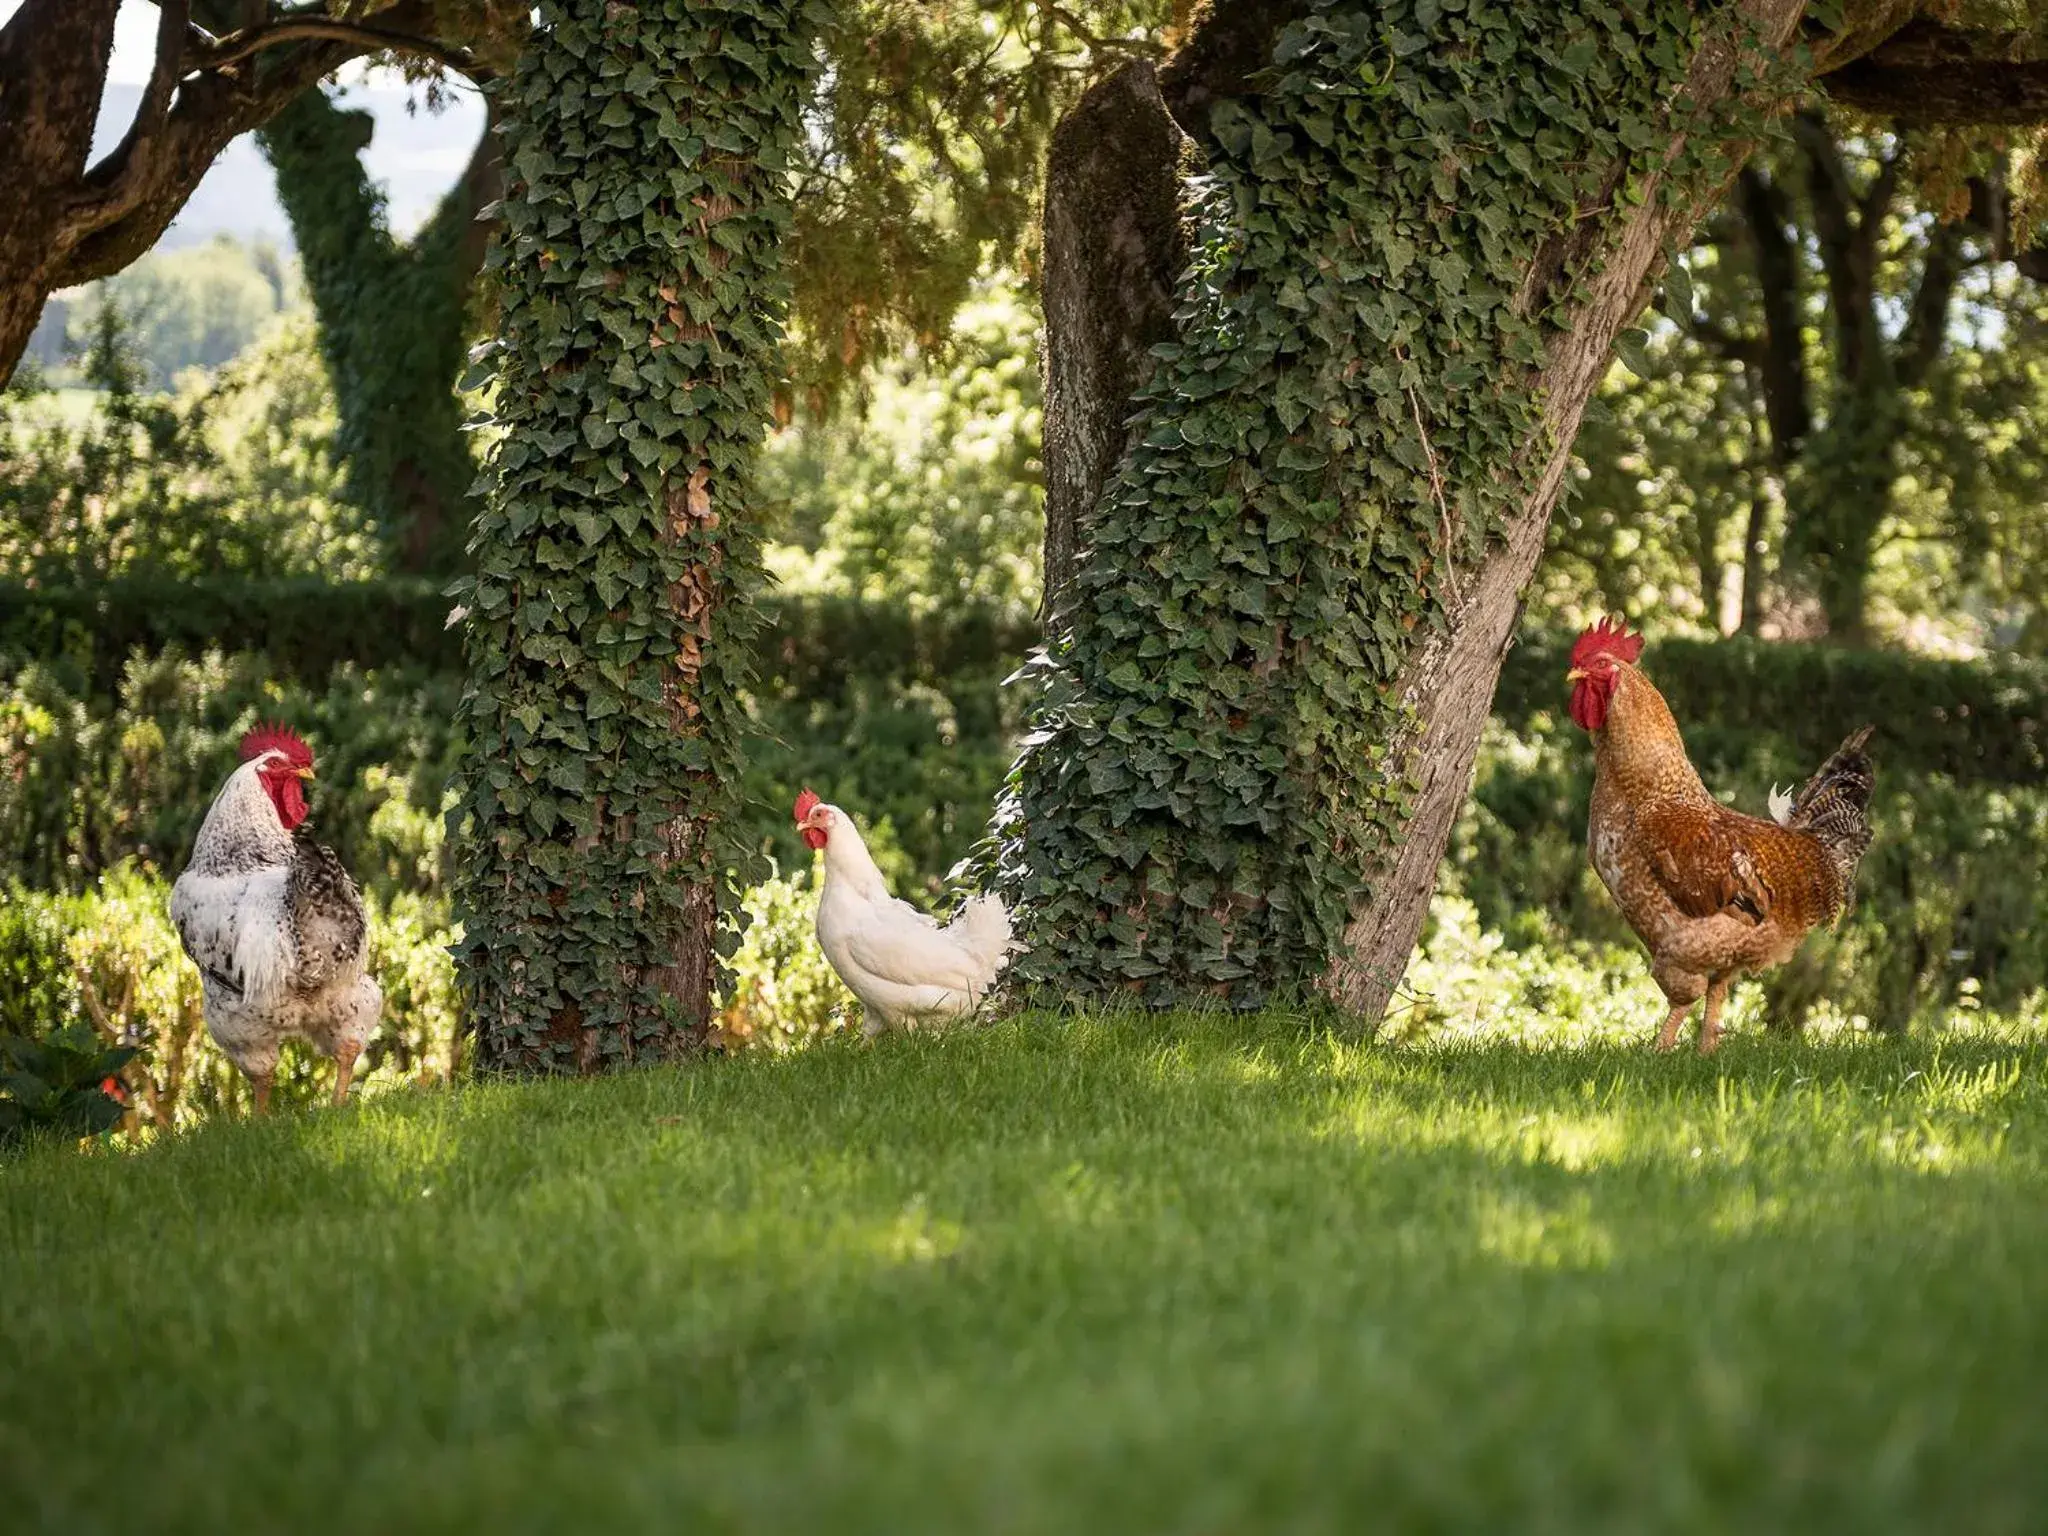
[332,1041,361,1106]
[250,1070,274,1116]
[1697,975,1731,1055]
[1654,1000,1691,1051]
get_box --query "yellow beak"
[296,766,317,781]
[1565,667,1589,684]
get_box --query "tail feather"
[946,893,1016,989]
[1788,725,1877,901]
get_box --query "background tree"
[997,1,2048,1022]
[259,84,503,571]
[1552,109,2048,649]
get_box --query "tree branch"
[73,1,189,223]
[190,16,477,75]
[1821,15,2048,126]
[50,0,458,288]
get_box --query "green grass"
[5,1011,2047,1533]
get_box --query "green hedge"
[1498,632,2048,786]
[1447,716,2048,1034]
[8,581,2038,784]
[0,578,1039,694]
[0,642,1026,905]
[0,577,463,685]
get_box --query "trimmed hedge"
[1499,631,2048,786]
[7,580,2039,784]
[0,578,463,684]
[0,578,1039,695]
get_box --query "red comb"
[239,721,312,768]
[1570,613,1643,670]
[793,787,820,823]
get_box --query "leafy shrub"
[713,861,854,1050]
[2,865,461,1129]
[0,1023,135,1150]
[0,582,1036,693]
[1,627,1022,902]
[0,305,377,592]
[0,648,461,898]
[1496,630,2048,785]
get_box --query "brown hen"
[1566,617,1876,1053]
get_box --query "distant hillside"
[91,81,487,252]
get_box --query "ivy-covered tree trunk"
[1003,0,1816,1020]
[260,86,501,574]
[454,0,823,1073]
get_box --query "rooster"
[169,725,381,1111]
[794,789,1015,1034]
[1566,617,1876,1053]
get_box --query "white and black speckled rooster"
[169,724,381,1112]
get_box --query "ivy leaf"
[1613,327,1654,379]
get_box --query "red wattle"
[801,827,828,851]
[1568,679,1608,732]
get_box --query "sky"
[1,0,486,248]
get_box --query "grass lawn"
[4,1010,2046,1533]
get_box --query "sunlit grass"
[4,1001,2046,1533]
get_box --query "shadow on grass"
[4,1010,2045,1530]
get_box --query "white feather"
[1768,783,1795,827]
[168,750,379,1083]
[809,804,1016,1033]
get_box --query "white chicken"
[794,788,1015,1035]
[169,724,381,1112]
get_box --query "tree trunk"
[1739,476,1772,635]
[1003,0,1813,1021]
[0,1,122,379]
[1037,62,1189,624]
[260,86,501,574]
[454,0,820,1074]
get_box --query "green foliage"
[0,1023,134,1149]
[2,865,461,1128]
[63,235,297,390]
[762,280,1046,611]
[0,576,463,689]
[996,2,1756,1006]
[0,649,461,898]
[0,598,1030,904]
[260,87,486,572]
[790,2,1165,396]
[453,0,828,1070]
[712,861,855,1049]
[1495,629,2048,785]
[1560,116,2048,649]
[0,308,378,589]
[0,579,1036,690]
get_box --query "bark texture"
[1038,63,1188,620]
